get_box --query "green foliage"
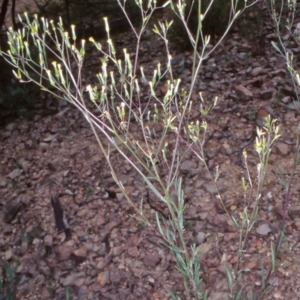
[167,0,239,49]
[33,0,143,40]
[1,0,291,298]
[0,57,40,125]
[38,0,140,28]
[233,3,266,54]
[0,35,43,126]
[0,260,18,300]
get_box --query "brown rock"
[127,246,139,257]
[234,84,253,101]
[274,142,289,156]
[73,246,88,258]
[294,219,300,231]
[210,214,230,228]
[143,253,161,268]
[5,249,13,260]
[244,258,259,270]
[220,143,233,155]
[0,177,6,187]
[112,246,124,257]
[110,271,122,284]
[62,272,85,286]
[203,181,218,194]
[3,202,21,223]
[20,237,29,255]
[97,270,110,287]
[96,254,113,270]
[260,88,275,100]
[180,160,196,174]
[56,245,74,261]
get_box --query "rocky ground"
[1,2,300,300]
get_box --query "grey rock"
[256,223,272,236]
[195,232,206,245]
[282,96,291,103]
[20,237,29,255]
[62,272,85,286]
[275,142,289,155]
[6,123,16,131]
[39,142,49,149]
[8,169,22,179]
[44,235,54,248]
[251,66,262,77]
[203,181,218,194]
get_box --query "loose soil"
[1,2,300,300]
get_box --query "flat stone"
[39,142,49,149]
[96,254,113,270]
[56,245,74,261]
[20,238,29,255]
[3,224,13,234]
[251,66,263,76]
[0,177,7,187]
[76,208,89,217]
[256,223,272,235]
[97,270,110,287]
[143,253,161,268]
[127,246,139,257]
[203,181,218,194]
[211,214,230,227]
[185,206,198,219]
[5,248,13,260]
[260,88,275,100]
[92,212,106,227]
[234,84,253,101]
[275,142,289,155]
[8,169,22,179]
[44,235,53,247]
[73,246,88,258]
[220,143,233,155]
[62,272,85,286]
[43,134,57,142]
[281,96,291,104]
[180,160,196,174]
[6,122,16,131]
[3,203,21,223]
[110,271,122,284]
